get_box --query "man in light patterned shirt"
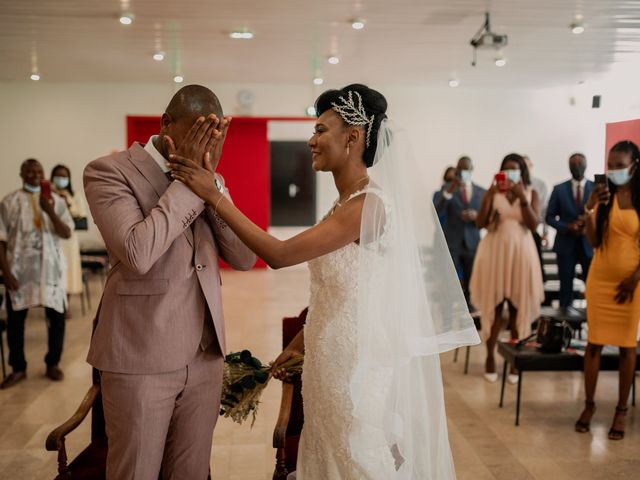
[0,158,73,389]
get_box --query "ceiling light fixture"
[306,106,317,116]
[173,74,184,83]
[229,30,254,40]
[351,19,366,30]
[313,77,324,86]
[327,56,340,65]
[570,14,585,34]
[153,52,165,61]
[30,73,40,81]
[448,79,460,88]
[495,57,507,67]
[119,13,133,25]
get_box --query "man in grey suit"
[84,85,256,479]
[435,156,486,310]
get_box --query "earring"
[346,143,351,156]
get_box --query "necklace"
[336,175,370,206]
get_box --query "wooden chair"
[272,308,307,480]
[46,369,107,480]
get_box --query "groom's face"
[160,112,203,152]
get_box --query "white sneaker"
[484,372,498,383]
[507,374,519,385]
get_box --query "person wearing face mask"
[50,164,86,318]
[471,153,544,383]
[433,166,456,226]
[546,153,594,312]
[575,140,640,441]
[0,159,74,389]
[434,156,486,310]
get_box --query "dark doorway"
[270,141,316,226]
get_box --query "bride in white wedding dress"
[168,84,480,479]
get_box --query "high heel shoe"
[608,405,628,440]
[483,372,498,383]
[574,400,595,433]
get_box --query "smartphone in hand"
[594,174,607,185]
[495,171,508,193]
[40,180,52,200]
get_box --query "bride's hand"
[271,349,303,380]
[167,153,217,201]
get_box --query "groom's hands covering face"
[164,114,218,169]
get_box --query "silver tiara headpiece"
[331,90,375,148]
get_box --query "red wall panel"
[605,119,640,170]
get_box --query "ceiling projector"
[470,12,508,66]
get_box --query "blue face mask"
[504,169,521,184]
[53,176,70,190]
[24,183,41,194]
[607,167,631,186]
[459,170,472,183]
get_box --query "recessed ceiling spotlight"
[173,74,184,83]
[306,106,317,116]
[570,14,585,34]
[119,13,133,25]
[495,57,507,67]
[571,23,585,34]
[327,56,340,65]
[351,19,366,30]
[229,30,254,40]
[153,52,165,61]
[30,73,40,81]
[448,79,460,88]
[313,77,324,86]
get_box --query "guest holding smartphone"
[470,153,544,383]
[576,140,640,440]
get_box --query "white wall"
[1,80,638,247]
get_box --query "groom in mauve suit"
[83,85,256,479]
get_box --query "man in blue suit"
[546,153,594,310]
[435,156,486,310]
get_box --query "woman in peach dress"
[470,153,544,383]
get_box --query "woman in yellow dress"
[50,164,85,318]
[576,140,640,440]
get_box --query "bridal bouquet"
[220,350,303,426]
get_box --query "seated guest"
[434,156,486,309]
[470,153,544,383]
[576,140,640,440]
[51,164,85,318]
[0,159,73,389]
[433,166,456,225]
[546,153,594,311]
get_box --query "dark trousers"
[452,248,477,309]
[557,241,592,308]
[532,231,546,283]
[5,294,65,373]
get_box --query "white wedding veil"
[349,119,480,478]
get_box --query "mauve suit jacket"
[83,142,256,374]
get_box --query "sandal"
[575,400,596,433]
[608,405,628,440]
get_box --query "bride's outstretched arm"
[168,153,364,269]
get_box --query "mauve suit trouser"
[101,346,224,480]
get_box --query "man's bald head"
[157,85,224,157]
[165,85,223,123]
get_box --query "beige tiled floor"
[1,268,638,480]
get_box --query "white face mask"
[459,170,472,183]
[504,169,521,184]
[607,166,631,186]
[53,176,70,189]
[24,183,41,194]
